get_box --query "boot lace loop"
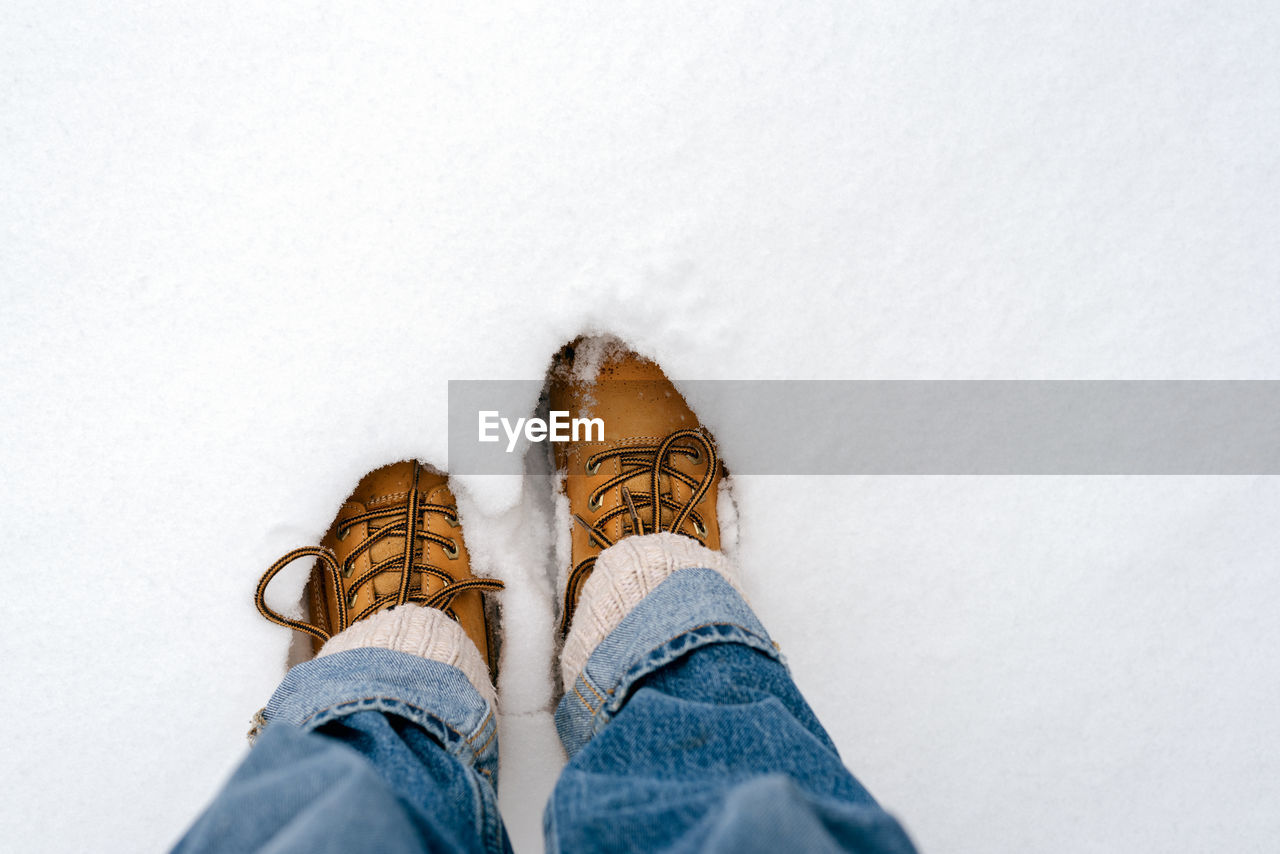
[255,493,503,643]
[561,428,718,633]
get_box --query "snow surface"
[3,3,1280,852]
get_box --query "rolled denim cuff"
[556,567,781,756]
[262,647,499,780]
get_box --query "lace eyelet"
[688,446,701,464]
[588,493,602,511]
[445,513,460,528]
[346,591,358,608]
[444,539,459,559]
[341,564,353,579]
[693,518,707,537]
[585,457,600,475]
[337,526,350,541]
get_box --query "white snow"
[3,3,1280,853]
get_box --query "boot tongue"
[368,519,401,564]
[371,574,405,597]
[367,519,417,597]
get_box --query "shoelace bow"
[256,489,503,644]
[561,427,718,634]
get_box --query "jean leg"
[175,648,510,854]
[547,569,916,854]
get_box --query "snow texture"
[3,3,1280,853]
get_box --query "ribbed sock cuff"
[318,604,497,710]
[560,531,741,692]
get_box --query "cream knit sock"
[560,531,741,692]
[318,604,497,710]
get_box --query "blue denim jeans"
[175,569,917,853]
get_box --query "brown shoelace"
[561,427,718,634]
[256,491,503,644]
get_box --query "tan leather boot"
[548,337,723,635]
[255,461,503,676]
